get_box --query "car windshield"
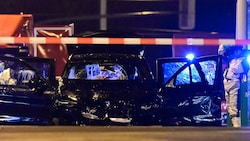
[65,62,142,80]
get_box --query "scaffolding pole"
[236,0,248,127]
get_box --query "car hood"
[61,80,158,100]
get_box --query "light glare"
[186,53,194,60]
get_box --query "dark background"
[0,0,236,34]
[0,0,237,76]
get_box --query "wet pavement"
[1,126,250,141]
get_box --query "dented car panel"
[157,55,224,126]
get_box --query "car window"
[166,60,217,86]
[158,55,221,88]
[199,60,217,85]
[66,63,140,80]
[191,64,202,83]
[0,58,37,87]
[176,64,201,85]
[20,57,56,87]
[161,62,186,84]
[25,62,52,82]
[176,67,190,85]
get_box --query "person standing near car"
[218,44,249,127]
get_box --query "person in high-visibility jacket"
[218,45,249,127]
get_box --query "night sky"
[0,0,236,35]
[0,0,238,76]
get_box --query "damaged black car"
[55,44,162,126]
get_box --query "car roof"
[0,46,30,57]
[68,53,143,62]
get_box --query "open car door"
[0,55,56,125]
[157,55,224,126]
[20,57,56,87]
[0,47,57,88]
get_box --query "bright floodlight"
[247,55,250,64]
[186,53,195,60]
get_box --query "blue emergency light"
[185,53,195,61]
[247,55,250,64]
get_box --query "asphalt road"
[1,126,250,141]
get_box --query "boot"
[231,117,241,128]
